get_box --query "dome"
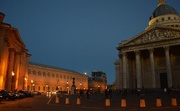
[149,4,179,20]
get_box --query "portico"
[115,0,180,90]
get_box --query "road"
[0,91,180,111]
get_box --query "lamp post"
[32,83,35,91]
[66,81,69,93]
[80,83,82,89]
[46,84,48,92]
[98,85,100,93]
[11,71,15,91]
[58,85,59,91]
[31,80,33,91]
[23,77,27,90]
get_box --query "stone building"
[28,62,88,93]
[0,12,30,91]
[88,71,107,92]
[115,0,180,89]
[0,12,88,92]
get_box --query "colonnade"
[5,48,29,91]
[120,46,172,89]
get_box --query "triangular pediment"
[121,26,180,47]
[12,28,25,47]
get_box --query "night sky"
[0,0,180,84]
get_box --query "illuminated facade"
[0,12,30,90]
[88,71,107,92]
[0,12,88,92]
[115,0,180,89]
[28,62,88,92]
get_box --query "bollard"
[171,98,177,106]
[65,97,69,104]
[55,95,59,103]
[156,98,162,107]
[105,99,110,107]
[140,98,146,108]
[77,98,81,105]
[121,98,126,107]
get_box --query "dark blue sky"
[0,0,180,84]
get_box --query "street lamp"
[66,81,69,92]
[23,77,27,90]
[58,85,59,90]
[46,84,48,91]
[98,85,100,93]
[80,83,82,89]
[32,83,35,91]
[31,80,33,91]
[11,71,15,91]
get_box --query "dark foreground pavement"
[0,91,180,111]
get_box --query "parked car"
[33,91,41,95]
[14,91,26,99]
[0,93,4,102]
[57,91,68,94]
[0,90,15,101]
[18,90,34,97]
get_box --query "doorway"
[160,73,168,88]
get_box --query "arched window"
[56,74,59,78]
[38,71,41,76]
[52,73,55,77]
[43,72,46,76]
[33,70,36,75]
[47,72,50,77]
[28,69,32,74]
[162,18,164,21]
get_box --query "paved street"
[0,91,180,111]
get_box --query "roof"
[29,61,83,75]
[149,4,179,20]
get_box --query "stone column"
[14,52,21,90]
[149,48,156,88]
[6,48,15,90]
[119,59,123,89]
[122,52,127,89]
[135,50,142,89]
[164,46,172,87]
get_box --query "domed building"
[115,0,180,90]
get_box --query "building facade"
[0,12,30,91]
[28,62,88,93]
[0,12,88,92]
[88,71,107,92]
[115,0,180,89]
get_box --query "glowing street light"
[23,77,27,90]
[11,71,15,91]
[31,80,33,91]
[12,71,15,76]
[80,83,82,89]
